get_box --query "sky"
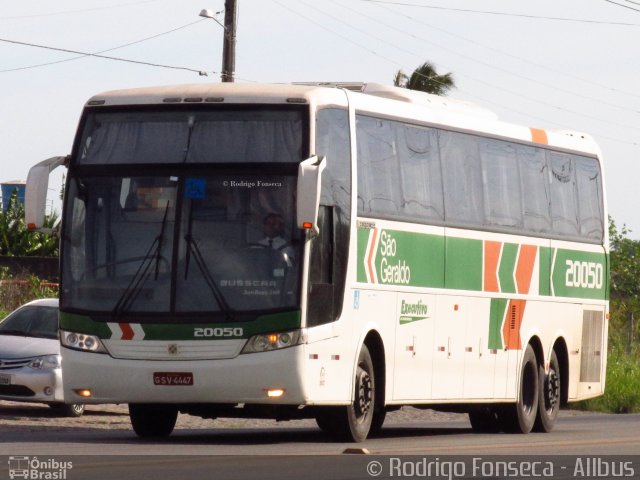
[1,0,639,236]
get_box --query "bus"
[25,82,608,442]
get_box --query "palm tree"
[393,61,455,96]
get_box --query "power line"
[334,0,640,116]
[0,0,162,20]
[603,0,640,12]
[356,0,640,26]
[0,19,208,74]
[299,0,640,133]
[0,37,210,76]
[355,0,640,103]
[273,0,640,146]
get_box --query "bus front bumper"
[61,345,308,405]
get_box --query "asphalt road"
[1,402,639,479]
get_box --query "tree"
[609,217,640,300]
[0,192,59,257]
[393,61,455,96]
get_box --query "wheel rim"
[354,366,372,422]
[72,404,84,415]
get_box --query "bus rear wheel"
[129,404,178,438]
[502,344,539,433]
[534,350,561,432]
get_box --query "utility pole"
[221,0,237,83]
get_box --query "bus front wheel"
[316,345,376,442]
[129,404,178,438]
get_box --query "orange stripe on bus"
[530,128,548,145]
[119,323,134,340]
[515,245,537,295]
[503,300,526,350]
[367,229,378,283]
[484,241,502,292]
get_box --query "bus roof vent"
[361,83,499,120]
[292,82,366,92]
[553,129,595,142]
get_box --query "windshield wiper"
[183,201,234,320]
[112,200,170,321]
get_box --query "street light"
[198,9,226,30]
[199,2,237,83]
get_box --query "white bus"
[26,82,608,442]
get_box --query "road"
[1,402,639,479]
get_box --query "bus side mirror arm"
[297,155,326,238]
[25,155,68,232]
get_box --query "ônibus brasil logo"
[8,456,72,480]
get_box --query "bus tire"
[369,409,387,437]
[468,406,502,433]
[503,344,539,434]
[321,345,376,442]
[129,404,178,438]
[534,350,561,432]
[315,409,338,434]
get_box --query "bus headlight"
[241,330,303,354]
[60,330,107,354]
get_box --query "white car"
[0,299,84,417]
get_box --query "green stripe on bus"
[356,227,371,283]
[356,226,608,300]
[551,249,608,300]
[59,310,301,340]
[445,236,482,291]
[539,247,553,297]
[498,243,518,294]
[59,311,112,338]
[488,298,507,350]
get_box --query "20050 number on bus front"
[194,327,244,338]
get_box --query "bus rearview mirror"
[297,155,326,237]
[25,156,67,232]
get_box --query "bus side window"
[307,205,334,326]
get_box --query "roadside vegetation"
[577,219,640,413]
[0,267,58,318]
[0,192,59,318]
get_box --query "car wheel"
[50,403,85,417]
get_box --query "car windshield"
[0,305,59,340]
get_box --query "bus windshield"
[62,172,301,320]
[77,109,304,165]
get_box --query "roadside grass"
[575,298,640,413]
[576,348,640,414]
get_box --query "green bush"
[0,267,58,318]
[577,349,640,413]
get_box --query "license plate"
[0,374,12,386]
[153,372,193,386]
